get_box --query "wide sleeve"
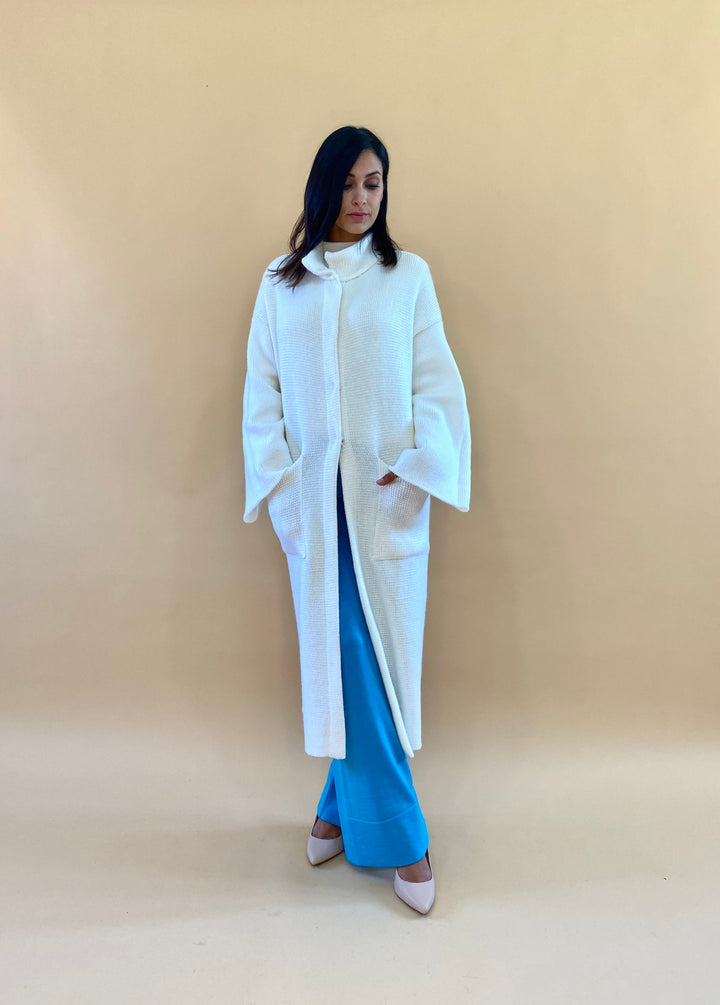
[388,262,471,511]
[241,274,293,523]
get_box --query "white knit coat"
[242,231,471,758]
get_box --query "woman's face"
[326,148,384,242]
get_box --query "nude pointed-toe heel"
[393,850,435,915]
[306,817,344,866]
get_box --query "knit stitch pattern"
[242,231,471,758]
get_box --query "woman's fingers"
[376,472,398,485]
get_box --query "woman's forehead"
[347,151,383,177]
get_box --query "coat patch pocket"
[267,454,305,558]
[373,459,430,560]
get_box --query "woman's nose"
[352,187,367,206]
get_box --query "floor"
[1,713,717,1005]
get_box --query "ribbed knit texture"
[242,231,471,758]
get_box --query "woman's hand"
[376,472,398,485]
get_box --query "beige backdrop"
[2,0,716,750]
[2,2,718,1002]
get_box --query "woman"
[242,126,470,914]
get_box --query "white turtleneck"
[321,239,356,266]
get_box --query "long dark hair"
[269,126,400,289]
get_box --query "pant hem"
[340,802,429,869]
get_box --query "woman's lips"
[348,213,367,219]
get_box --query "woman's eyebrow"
[346,170,382,178]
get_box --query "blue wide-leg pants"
[316,470,429,868]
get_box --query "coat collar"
[301,231,380,281]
